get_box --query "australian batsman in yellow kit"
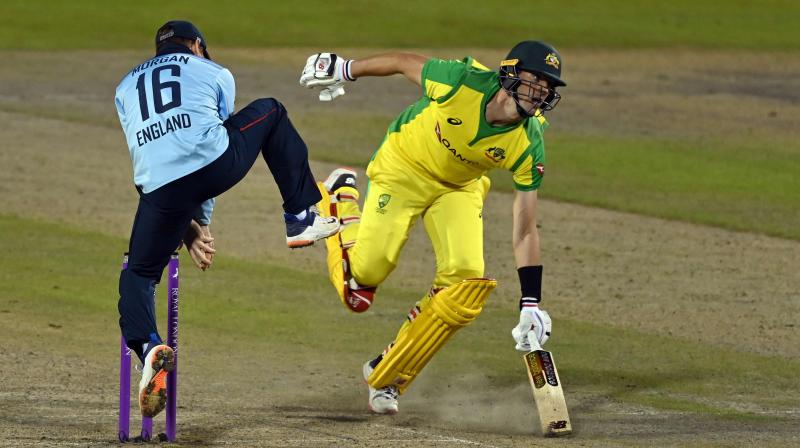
[303,41,566,409]
[337,57,547,290]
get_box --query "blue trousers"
[118,98,321,360]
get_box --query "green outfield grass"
[2,0,798,50]
[2,214,797,420]
[506,134,800,240]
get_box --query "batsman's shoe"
[138,344,175,418]
[363,360,399,415]
[323,167,358,193]
[285,207,340,248]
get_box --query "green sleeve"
[420,57,470,100]
[510,121,547,191]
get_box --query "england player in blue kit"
[114,20,339,417]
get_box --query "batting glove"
[299,53,355,101]
[318,82,346,102]
[511,302,552,351]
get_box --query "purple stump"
[141,417,152,441]
[166,253,179,442]
[140,257,153,441]
[118,252,177,442]
[118,254,131,442]
[118,336,131,442]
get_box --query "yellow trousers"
[341,172,490,290]
[335,167,492,390]
[323,161,493,391]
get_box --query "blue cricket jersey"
[115,50,235,224]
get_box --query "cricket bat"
[522,330,572,437]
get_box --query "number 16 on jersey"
[523,330,572,437]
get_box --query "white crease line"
[580,410,800,416]
[373,424,500,448]
[273,440,493,444]
[199,439,495,446]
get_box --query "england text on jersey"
[136,113,192,147]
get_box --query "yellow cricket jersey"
[367,57,548,191]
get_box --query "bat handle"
[527,330,543,351]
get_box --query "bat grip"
[527,330,543,351]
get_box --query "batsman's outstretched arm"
[299,52,426,101]
[350,53,428,86]
[512,189,541,268]
[511,189,552,350]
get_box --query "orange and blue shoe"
[138,344,175,418]
[285,206,340,249]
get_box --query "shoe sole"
[369,404,398,415]
[323,167,358,193]
[139,347,175,418]
[286,222,340,249]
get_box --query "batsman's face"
[515,71,553,113]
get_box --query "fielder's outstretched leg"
[216,98,340,248]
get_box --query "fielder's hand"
[299,53,354,101]
[511,302,552,351]
[182,221,216,271]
